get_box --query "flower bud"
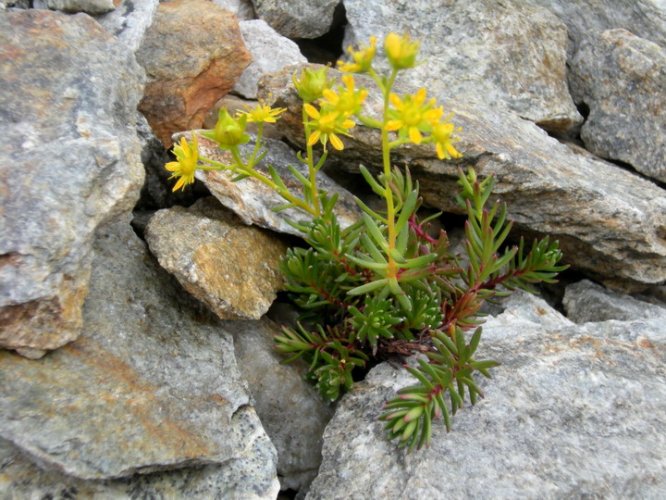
[384,32,419,70]
[292,66,331,103]
[204,109,249,148]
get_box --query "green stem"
[381,69,399,278]
[303,106,321,217]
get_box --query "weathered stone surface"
[0,10,145,355]
[234,19,307,99]
[230,318,334,491]
[212,0,255,20]
[569,29,666,183]
[0,418,279,498]
[250,0,339,39]
[98,0,160,53]
[526,0,666,54]
[564,279,666,324]
[0,218,278,493]
[308,292,666,499]
[137,0,251,147]
[145,198,287,320]
[260,64,666,285]
[179,131,361,237]
[32,0,115,14]
[343,0,581,133]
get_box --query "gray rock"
[569,29,666,183]
[0,10,145,355]
[181,132,361,237]
[0,419,279,499]
[259,64,666,286]
[234,19,307,99]
[250,0,339,39]
[308,292,666,499]
[343,0,581,133]
[98,0,160,53]
[231,318,335,492]
[32,0,115,14]
[212,0,256,20]
[0,218,278,493]
[145,198,287,320]
[564,279,666,324]
[526,0,666,54]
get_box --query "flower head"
[431,120,462,160]
[321,74,368,117]
[165,134,199,192]
[293,66,332,103]
[304,103,355,151]
[385,32,419,70]
[203,109,250,149]
[385,88,442,144]
[338,36,377,74]
[238,101,286,124]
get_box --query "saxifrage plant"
[165,32,567,450]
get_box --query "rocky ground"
[1,0,664,498]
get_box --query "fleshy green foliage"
[165,33,568,450]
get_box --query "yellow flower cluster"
[298,70,368,152]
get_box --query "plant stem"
[303,106,321,217]
[381,69,399,278]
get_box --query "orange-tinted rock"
[137,0,251,147]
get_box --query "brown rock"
[145,198,288,320]
[137,0,251,147]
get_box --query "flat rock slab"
[183,132,361,237]
[260,64,666,286]
[308,292,666,499]
[343,0,581,133]
[0,10,145,355]
[0,218,278,491]
[251,0,339,39]
[145,198,287,320]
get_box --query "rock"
[526,0,666,54]
[342,0,581,133]
[145,198,288,320]
[32,0,115,14]
[259,64,666,286]
[179,131,361,237]
[569,29,666,183]
[308,292,666,499]
[231,318,335,492]
[0,218,279,494]
[212,0,256,20]
[250,0,339,39]
[0,10,145,355]
[98,0,160,53]
[136,0,251,147]
[0,423,278,498]
[564,279,666,324]
[234,19,307,99]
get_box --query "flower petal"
[308,130,321,146]
[329,133,344,151]
[304,103,320,120]
[409,127,423,144]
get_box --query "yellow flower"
[385,88,442,144]
[238,101,286,124]
[293,66,332,103]
[338,36,377,73]
[432,121,462,160]
[165,134,199,192]
[384,32,419,70]
[304,103,355,151]
[321,74,368,117]
[203,109,250,149]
